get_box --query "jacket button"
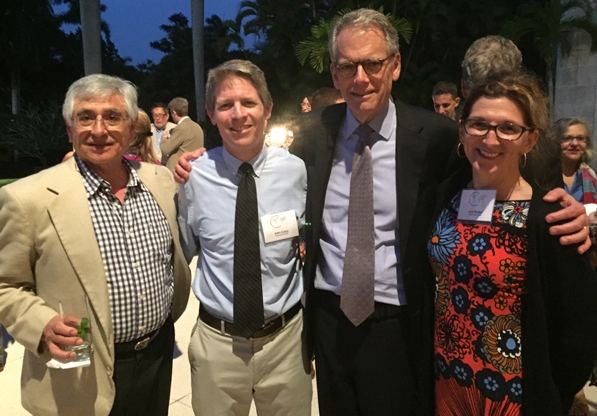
[106,367,113,376]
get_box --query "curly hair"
[461,70,560,189]
[461,36,522,94]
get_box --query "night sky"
[57,0,244,65]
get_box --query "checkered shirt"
[76,155,174,343]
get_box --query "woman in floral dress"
[427,70,597,415]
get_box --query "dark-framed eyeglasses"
[72,113,128,130]
[462,118,533,141]
[152,113,168,119]
[562,135,588,143]
[334,56,392,78]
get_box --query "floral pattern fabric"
[428,191,530,416]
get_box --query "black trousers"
[109,316,175,416]
[313,290,415,416]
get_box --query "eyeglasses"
[152,113,168,119]
[462,119,533,141]
[73,114,128,130]
[562,135,588,143]
[335,56,392,78]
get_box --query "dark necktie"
[233,162,264,338]
[341,124,376,326]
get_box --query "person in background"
[150,102,176,160]
[125,109,160,164]
[554,117,597,204]
[461,36,523,99]
[428,70,597,415]
[160,97,204,172]
[301,96,312,113]
[432,81,461,120]
[310,87,345,110]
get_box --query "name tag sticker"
[261,210,299,243]
[457,189,496,224]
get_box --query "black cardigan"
[434,173,597,415]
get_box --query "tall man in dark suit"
[160,97,204,172]
[290,9,589,416]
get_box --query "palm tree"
[0,0,63,114]
[296,8,413,74]
[503,0,597,108]
[191,0,206,122]
[79,0,102,75]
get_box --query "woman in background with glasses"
[554,118,597,204]
[427,70,597,415]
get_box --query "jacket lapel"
[46,159,112,347]
[394,100,429,260]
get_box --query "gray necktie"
[341,124,375,326]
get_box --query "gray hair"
[462,36,522,94]
[62,74,138,127]
[553,117,595,164]
[205,59,272,112]
[328,8,399,63]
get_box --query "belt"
[199,302,302,338]
[114,326,161,353]
[314,289,406,320]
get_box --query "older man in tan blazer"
[160,97,204,172]
[0,74,191,416]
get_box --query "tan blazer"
[151,121,176,159]
[160,117,204,172]
[0,157,191,416]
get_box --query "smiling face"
[460,96,538,187]
[331,26,401,124]
[560,123,587,166]
[207,75,273,161]
[66,93,135,176]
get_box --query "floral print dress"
[428,190,530,416]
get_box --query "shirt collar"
[343,98,396,141]
[154,123,166,132]
[222,143,268,178]
[75,153,142,198]
[177,116,190,124]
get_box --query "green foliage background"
[1,0,595,177]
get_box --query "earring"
[457,143,466,158]
[520,153,527,168]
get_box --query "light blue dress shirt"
[314,99,406,306]
[179,144,307,321]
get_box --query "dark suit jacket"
[290,99,465,412]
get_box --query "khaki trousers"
[189,309,312,416]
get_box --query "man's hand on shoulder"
[174,148,205,184]
[42,314,82,360]
[544,188,591,254]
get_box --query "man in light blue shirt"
[178,59,311,416]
